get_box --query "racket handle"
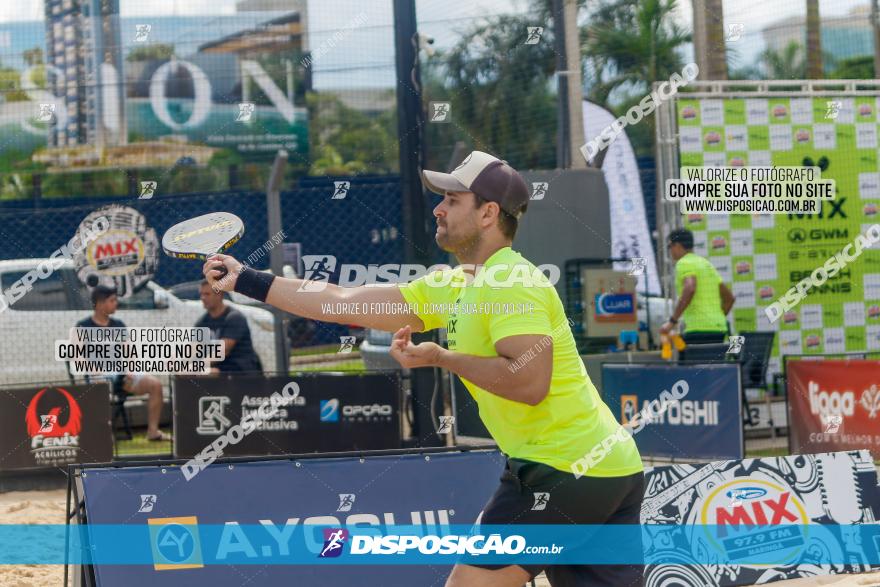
[210,257,228,279]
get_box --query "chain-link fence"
[0,173,413,385]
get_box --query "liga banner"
[675,97,880,378]
[643,449,880,586]
[787,359,880,459]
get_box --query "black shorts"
[470,458,645,587]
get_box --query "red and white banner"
[788,359,880,459]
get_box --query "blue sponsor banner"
[78,450,505,586]
[601,363,743,460]
[594,293,635,317]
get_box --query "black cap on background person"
[421,151,530,219]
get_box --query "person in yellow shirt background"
[660,228,736,344]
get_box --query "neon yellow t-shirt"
[675,252,728,333]
[398,247,643,477]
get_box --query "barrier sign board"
[601,363,743,460]
[643,450,880,586]
[173,372,401,458]
[78,449,506,587]
[788,359,880,459]
[0,382,112,471]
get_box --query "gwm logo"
[701,479,808,564]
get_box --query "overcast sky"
[1,0,872,82]
[1,0,870,27]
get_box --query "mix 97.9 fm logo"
[700,479,809,565]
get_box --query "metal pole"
[563,0,586,169]
[873,0,880,79]
[267,150,289,374]
[394,0,442,447]
[552,0,570,168]
[393,0,429,266]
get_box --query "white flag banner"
[582,101,661,295]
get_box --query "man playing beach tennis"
[203,151,645,587]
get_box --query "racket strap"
[234,267,276,302]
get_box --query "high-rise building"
[44,0,126,149]
[762,5,874,72]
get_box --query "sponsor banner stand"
[0,381,113,473]
[601,362,744,461]
[172,372,403,458]
[786,358,880,459]
[65,445,502,587]
[63,448,880,586]
[642,449,880,586]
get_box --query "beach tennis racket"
[162,212,244,278]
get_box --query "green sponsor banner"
[676,97,880,372]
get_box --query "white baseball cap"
[421,151,530,217]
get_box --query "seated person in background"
[76,285,169,441]
[196,280,262,373]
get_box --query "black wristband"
[668,316,678,325]
[234,267,276,302]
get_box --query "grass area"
[115,430,173,457]
[745,446,789,458]
[291,358,366,373]
[291,344,339,357]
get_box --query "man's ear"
[480,201,501,228]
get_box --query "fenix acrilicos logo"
[25,387,82,466]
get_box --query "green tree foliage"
[22,47,43,67]
[126,44,175,62]
[433,14,558,170]
[759,41,806,79]
[305,91,398,176]
[584,0,690,157]
[584,0,691,105]
[828,55,874,80]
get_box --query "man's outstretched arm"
[204,254,425,333]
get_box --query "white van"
[0,259,277,387]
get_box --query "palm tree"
[805,0,822,78]
[701,0,728,80]
[584,0,691,104]
[440,13,559,170]
[761,41,807,79]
